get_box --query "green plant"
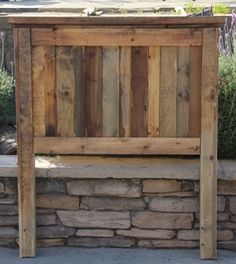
[0,69,15,125]
[184,2,202,13]
[218,54,236,158]
[213,4,230,14]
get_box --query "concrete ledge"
[0,155,235,180]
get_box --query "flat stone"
[195,212,229,222]
[36,214,56,226]
[217,222,236,229]
[138,240,199,248]
[80,197,145,211]
[144,191,195,197]
[181,181,194,191]
[37,226,75,238]
[143,180,181,193]
[57,210,130,229]
[0,227,18,237]
[37,238,65,247]
[132,211,193,229]
[68,237,135,248]
[117,228,176,239]
[0,182,4,193]
[218,196,226,212]
[0,198,17,205]
[178,229,234,241]
[218,241,236,251]
[149,198,198,212]
[229,197,236,214]
[36,179,66,194]
[0,238,16,247]
[76,229,114,237]
[3,179,17,194]
[0,216,18,226]
[36,194,80,210]
[36,208,56,214]
[67,179,141,197]
[218,180,236,195]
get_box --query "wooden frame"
[9,15,223,259]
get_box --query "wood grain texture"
[14,28,36,257]
[148,47,160,137]
[160,47,177,137]
[119,47,131,137]
[44,46,57,136]
[189,47,202,137]
[177,47,190,137]
[85,47,103,137]
[34,137,200,155]
[102,47,119,137]
[56,47,75,136]
[131,47,148,137]
[31,28,203,47]
[200,28,218,260]
[32,46,45,137]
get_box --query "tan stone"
[76,229,114,237]
[67,179,141,197]
[80,197,145,211]
[36,194,80,210]
[149,197,198,212]
[37,226,75,238]
[138,240,198,248]
[143,180,181,193]
[178,230,234,241]
[37,239,65,247]
[57,210,130,229]
[36,214,56,226]
[0,182,4,193]
[218,181,236,195]
[229,197,236,214]
[132,211,193,229]
[68,237,135,248]
[116,228,176,239]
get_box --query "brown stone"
[37,239,65,247]
[36,214,56,226]
[143,180,181,193]
[80,197,145,211]
[132,211,193,229]
[178,230,234,241]
[36,194,80,210]
[149,197,198,212]
[68,237,135,248]
[229,197,236,214]
[117,228,176,239]
[0,182,4,193]
[67,179,141,197]
[37,226,75,238]
[138,240,198,248]
[218,180,236,195]
[0,227,18,237]
[76,229,114,237]
[0,216,18,226]
[145,191,195,198]
[57,210,130,229]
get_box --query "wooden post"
[200,28,218,260]
[14,27,36,257]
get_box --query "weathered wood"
[177,47,190,137]
[31,28,203,47]
[200,28,218,260]
[32,46,46,137]
[14,28,36,257]
[189,47,202,137]
[131,47,148,137]
[148,47,160,137]
[56,47,75,136]
[34,137,200,155]
[160,47,177,137]
[119,47,131,137]
[85,47,103,137]
[102,47,119,137]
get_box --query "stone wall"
[0,177,235,250]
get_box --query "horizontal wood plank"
[34,137,200,155]
[31,28,203,46]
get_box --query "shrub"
[0,69,15,125]
[218,53,236,158]
[213,4,231,15]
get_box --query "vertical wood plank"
[32,46,45,137]
[56,47,75,136]
[177,47,190,137]
[189,47,202,137]
[131,47,148,137]
[148,46,160,137]
[160,47,177,137]
[85,47,103,137]
[200,28,218,260]
[45,46,56,136]
[119,47,131,137]
[103,47,119,136]
[14,28,36,257]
